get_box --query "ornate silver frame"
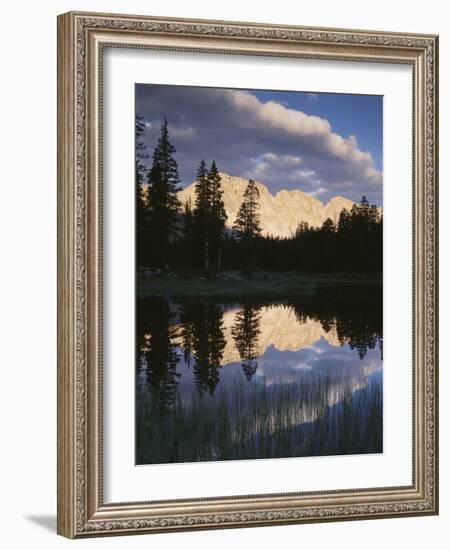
[57,11,439,538]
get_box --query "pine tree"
[136,114,149,266]
[207,161,227,271]
[233,179,262,273]
[147,118,181,268]
[369,203,380,226]
[321,218,336,233]
[194,160,211,271]
[360,195,370,208]
[357,196,370,266]
[318,218,337,272]
[233,179,261,242]
[135,114,149,186]
[295,221,310,238]
[135,115,149,220]
[181,198,195,268]
[338,208,350,233]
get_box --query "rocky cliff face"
[178,172,354,238]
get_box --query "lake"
[136,286,383,464]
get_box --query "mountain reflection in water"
[136,290,383,465]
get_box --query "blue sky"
[136,84,383,205]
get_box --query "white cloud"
[167,124,197,140]
[231,91,331,137]
[228,90,381,189]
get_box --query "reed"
[136,373,382,464]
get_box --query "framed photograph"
[57,11,439,538]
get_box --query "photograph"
[135,84,384,465]
[54,10,438,538]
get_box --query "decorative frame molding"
[57,11,438,538]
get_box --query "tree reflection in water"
[189,303,226,395]
[232,304,262,381]
[137,297,180,417]
[136,288,383,464]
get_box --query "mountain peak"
[178,173,354,238]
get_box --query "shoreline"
[136,270,382,299]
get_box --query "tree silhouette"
[207,161,227,271]
[190,304,226,395]
[147,118,181,268]
[233,179,262,273]
[135,114,149,186]
[321,217,336,233]
[193,159,211,270]
[181,198,195,269]
[139,298,180,416]
[232,304,262,381]
[135,114,150,266]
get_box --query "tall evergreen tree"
[233,179,262,273]
[355,196,371,267]
[369,203,380,226]
[135,114,149,187]
[194,160,211,271]
[136,114,149,266]
[207,161,227,271]
[321,218,336,233]
[360,195,370,209]
[181,198,195,269]
[147,118,181,268]
[233,179,261,241]
[338,208,351,233]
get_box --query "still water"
[136,290,383,465]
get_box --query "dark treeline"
[137,117,382,274]
[255,199,382,273]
